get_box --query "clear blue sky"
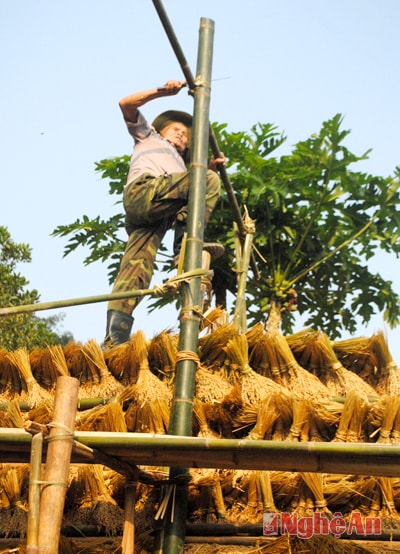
[1,1,400,359]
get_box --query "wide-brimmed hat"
[152,110,192,133]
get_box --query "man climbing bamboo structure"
[104,79,226,347]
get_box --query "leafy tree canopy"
[0,226,73,350]
[52,115,400,339]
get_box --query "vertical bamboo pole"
[233,211,256,332]
[162,17,215,554]
[121,478,138,554]
[26,432,43,553]
[37,376,79,554]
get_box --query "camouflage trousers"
[108,170,221,315]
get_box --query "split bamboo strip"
[26,432,43,553]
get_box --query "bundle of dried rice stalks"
[195,364,233,404]
[268,333,331,400]
[247,395,280,441]
[76,464,123,535]
[370,330,400,396]
[375,395,400,444]
[147,329,178,385]
[82,339,124,397]
[0,465,29,538]
[222,333,287,405]
[300,472,332,516]
[332,391,369,443]
[198,323,239,369]
[119,330,172,434]
[332,336,378,388]
[377,476,400,525]
[307,332,378,398]
[200,305,230,333]
[0,399,24,428]
[0,348,23,401]
[7,348,53,408]
[103,338,138,385]
[285,399,309,441]
[75,399,128,433]
[62,340,89,381]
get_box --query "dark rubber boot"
[103,310,134,348]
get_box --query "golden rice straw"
[78,464,123,536]
[377,477,400,521]
[371,330,400,396]
[376,395,400,444]
[249,331,275,379]
[223,333,287,405]
[195,364,233,403]
[300,472,332,516]
[148,329,178,385]
[346,394,369,443]
[332,391,360,442]
[0,348,23,401]
[75,399,128,433]
[332,336,378,388]
[272,333,331,400]
[119,330,171,433]
[103,338,138,385]
[245,321,266,350]
[0,465,29,538]
[247,395,280,440]
[63,340,91,382]
[200,305,229,333]
[0,400,24,428]
[198,323,239,369]
[285,399,308,441]
[312,332,377,397]
[7,348,52,408]
[390,401,400,444]
[28,401,54,425]
[82,339,124,397]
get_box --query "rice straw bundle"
[103,339,138,385]
[82,339,124,397]
[247,395,280,440]
[0,465,29,538]
[202,384,244,438]
[198,323,239,369]
[270,333,332,400]
[29,345,69,390]
[7,348,53,408]
[333,391,368,443]
[199,305,229,333]
[332,336,378,388]
[222,333,287,405]
[195,364,233,403]
[390,402,400,444]
[62,340,89,381]
[285,328,317,362]
[285,399,308,441]
[119,330,172,434]
[147,329,178,385]
[270,471,302,512]
[309,399,342,442]
[377,477,400,524]
[248,331,275,378]
[28,401,54,425]
[191,399,226,521]
[310,332,377,398]
[300,472,332,516]
[0,400,24,428]
[376,395,400,444]
[371,330,400,396]
[245,321,266,350]
[77,464,123,535]
[0,348,23,401]
[75,399,128,433]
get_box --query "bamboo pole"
[0,269,206,317]
[2,428,400,477]
[152,0,260,281]
[232,210,256,332]
[26,432,43,553]
[162,17,216,554]
[37,376,79,554]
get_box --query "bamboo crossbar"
[1,428,400,477]
[0,269,207,317]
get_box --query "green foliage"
[51,117,400,339]
[0,226,72,350]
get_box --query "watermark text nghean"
[263,511,382,540]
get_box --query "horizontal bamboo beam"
[1,428,399,477]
